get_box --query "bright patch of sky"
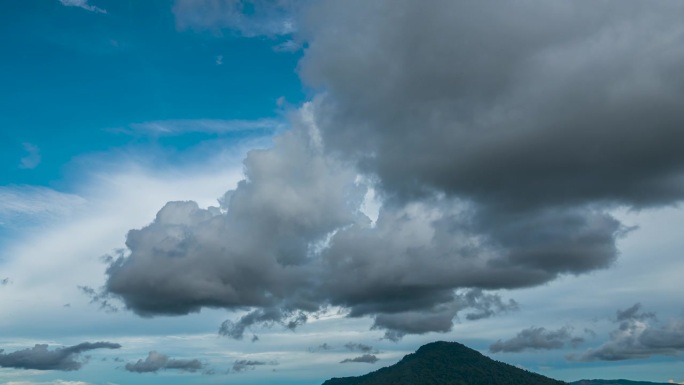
[2,1,684,385]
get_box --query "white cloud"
[0,186,86,224]
[19,143,41,170]
[127,118,286,136]
[57,0,106,14]
[172,0,296,37]
[216,55,224,65]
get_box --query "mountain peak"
[323,341,567,385]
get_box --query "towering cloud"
[104,1,684,339]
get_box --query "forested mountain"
[322,341,568,385]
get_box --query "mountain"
[572,380,673,385]
[322,341,568,385]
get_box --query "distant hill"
[572,380,673,385]
[322,341,568,385]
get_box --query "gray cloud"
[218,308,308,339]
[78,285,119,313]
[344,343,375,353]
[571,304,684,361]
[103,0,684,340]
[309,343,332,352]
[340,354,379,364]
[490,326,582,353]
[232,359,277,372]
[0,277,9,286]
[125,351,203,373]
[0,342,121,371]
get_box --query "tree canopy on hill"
[323,341,568,385]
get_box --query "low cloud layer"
[340,354,379,364]
[103,0,684,340]
[571,304,684,361]
[490,326,583,353]
[0,342,120,371]
[232,359,277,373]
[124,351,202,373]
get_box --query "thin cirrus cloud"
[0,186,86,223]
[172,0,297,37]
[0,342,120,371]
[126,118,287,136]
[18,143,41,170]
[57,0,106,14]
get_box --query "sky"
[2,1,684,384]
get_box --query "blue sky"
[3,1,684,385]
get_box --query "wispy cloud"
[172,0,297,37]
[0,186,86,223]
[125,118,286,136]
[124,351,202,373]
[19,143,41,170]
[58,0,107,14]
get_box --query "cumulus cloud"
[490,326,583,353]
[124,351,202,373]
[340,354,379,364]
[103,0,684,340]
[570,303,684,361]
[172,0,298,36]
[58,0,106,14]
[0,342,120,371]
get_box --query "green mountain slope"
[322,341,568,385]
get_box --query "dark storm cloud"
[490,326,582,353]
[571,304,684,361]
[340,354,379,364]
[125,351,202,373]
[103,0,684,339]
[302,0,684,209]
[0,342,121,371]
